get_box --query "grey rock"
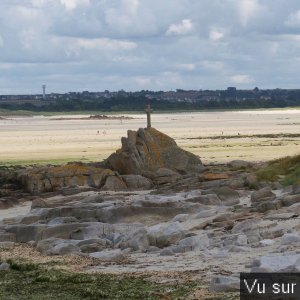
[89,249,124,261]
[228,160,252,169]
[147,221,185,248]
[187,194,221,205]
[251,187,276,203]
[171,214,189,223]
[50,242,80,255]
[121,175,153,190]
[116,228,150,251]
[0,232,16,242]
[232,219,259,234]
[235,234,248,246]
[0,242,15,249]
[0,262,10,271]
[203,187,240,205]
[281,194,300,207]
[178,234,210,251]
[80,241,110,253]
[281,233,300,245]
[105,128,203,175]
[101,175,127,191]
[245,174,257,188]
[228,245,250,252]
[151,168,182,185]
[160,248,174,256]
[259,239,275,247]
[292,183,300,195]
[209,275,240,292]
[36,238,80,255]
[251,254,300,272]
[255,200,280,213]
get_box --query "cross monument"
[145,104,153,128]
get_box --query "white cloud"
[202,61,224,71]
[0,35,4,47]
[285,10,300,28]
[166,19,193,36]
[238,0,262,26]
[19,28,38,49]
[60,0,90,11]
[135,76,151,86]
[209,28,224,41]
[72,38,137,51]
[0,0,299,93]
[176,63,196,71]
[230,74,254,84]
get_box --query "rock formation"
[12,127,203,194]
[105,127,203,175]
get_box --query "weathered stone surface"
[5,225,46,242]
[292,183,300,195]
[17,164,115,194]
[177,234,210,251]
[121,175,153,190]
[0,232,16,242]
[105,128,203,175]
[147,221,185,248]
[203,187,240,205]
[149,168,182,185]
[77,238,112,252]
[202,173,229,181]
[281,194,300,207]
[251,254,300,272]
[281,233,300,245]
[101,175,127,191]
[245,174,258,188]
[228,160,252,169]
[89,249,124,261]
[0,262,10,271]
[0,241,15,249]
[231,219,258,234]
[259,239,275,247]
[251,187,276,203]
[255,200,280,213]
[115,228,150,251]
[187,194,221,205]
[209,276,240,292]
[36,238,80,255]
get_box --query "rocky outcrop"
[17,163,153,194]
[105,128,203,175]
[17,164,114,194]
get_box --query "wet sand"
[0,109,299,165]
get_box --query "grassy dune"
[257,154,300,185]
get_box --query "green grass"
[0,259,198,300]
[257,154,300,185]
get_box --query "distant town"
[0,87,300,111]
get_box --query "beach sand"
[0,109,299,165]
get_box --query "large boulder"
[105,128,203,175]
[251,187,276,203]
[121,175,153,190]
[147,221,185,248]
[251,254,300,272]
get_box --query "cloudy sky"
[0,0,300,94]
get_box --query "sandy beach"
[0,109,299,165]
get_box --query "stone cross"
[145,104,153,128]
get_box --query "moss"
[0,260,198,300]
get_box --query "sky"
[0,0,300,94]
